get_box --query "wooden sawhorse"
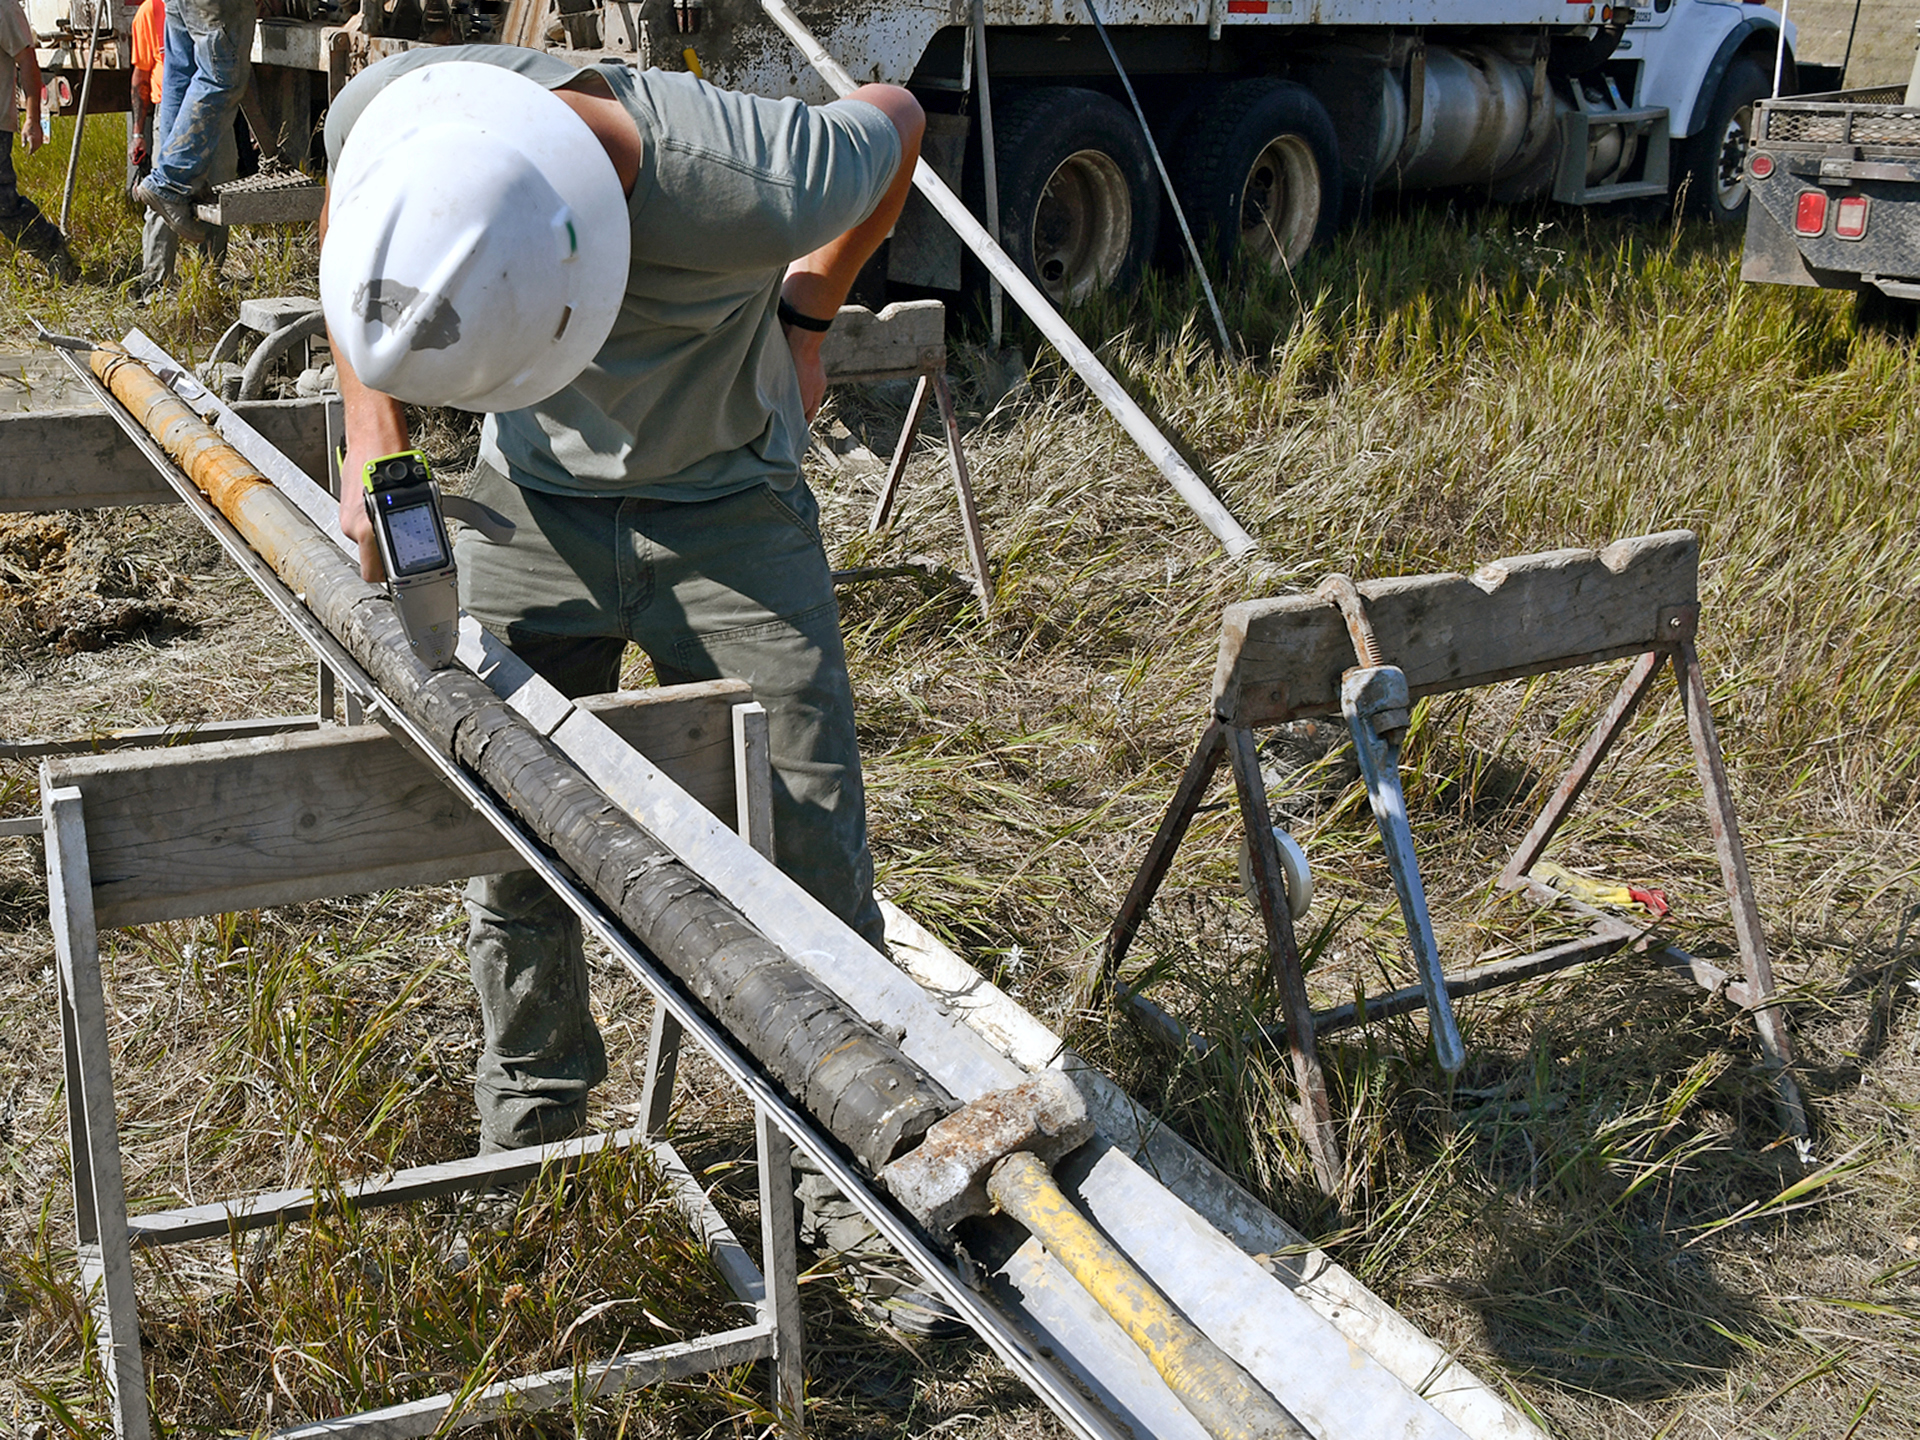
[44,680,806,1439]
[818,301,992,616]
[0,384,363,800]
[1099,531,1807,1196]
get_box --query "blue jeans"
[141,126,235,284]
[146,0,252,202]
[454,468,885,1149]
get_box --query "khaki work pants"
[454,464,884,1151]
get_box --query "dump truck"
[27,0,1808,301]
[1739,33,1920,329]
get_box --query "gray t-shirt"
[326,47,901,502]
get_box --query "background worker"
[1,0,76,281]
[126,0,161,192]
[322,51,959,1333]
[134,0,250,247]
[124,0,201,294]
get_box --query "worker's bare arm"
[16,46,44,155]
[779,84,925,421]
[129,73,151,165]
[318,187,410,583]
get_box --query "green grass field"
[3,113,1917,1437]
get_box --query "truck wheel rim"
[1715,105,1754,212]
[1240,134,1322,271]
[1032,149,1133,303]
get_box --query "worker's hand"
[784,322,827,425]
[338,441,386,583]
[128,132,147,167]
[21,111,44,156]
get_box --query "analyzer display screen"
[386,503,449,575]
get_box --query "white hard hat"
[320,62,630,413]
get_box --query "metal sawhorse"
[44,680,807,1438]
[1099,531,1808,1196]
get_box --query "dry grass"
[3,114,1919,1438]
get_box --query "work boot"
[434,1175,530,1275]
[134,179,209,245]
[0,206,78,282]
[845,1257,972,1339]
[796,1165,971,1340]
[22,224,78,283]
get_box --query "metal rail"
[48,334,1139,1440]
[757,0,1260,562]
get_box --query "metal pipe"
[988,1152,1312,1440]
[760,0,1259,562]
[1081,0,1234,358]
[1339,666,1465,1075]
[1839,0,1864,88]
[59,0,104,233]
[1772,0,1789,99]
[971,0,1002,351]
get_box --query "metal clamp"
[1318,575,1466,1076]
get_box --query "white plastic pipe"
[1773,0,1789,98]
[971,0,1003,351]
[759,0,1259,562]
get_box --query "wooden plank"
[498,0,555,52]
[819,300,946,384]
[584,679,751,815]
[48,680,749,929]
[125,1125,714,1246]
[0,396,332,513]
[0,714,322,760]
[45,788,155,1440]
[1213,531,1699,726]
[731,701,774,859]
[756,1106,806,1435]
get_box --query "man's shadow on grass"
[1361,967,1810,1405]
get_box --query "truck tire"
[990,86,1161,304]
[1682,56,1771,226]
[1173,80,1342,274]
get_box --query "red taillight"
[1795,190,1828,235]
[1748,152,1774,179]
[1835,193,1870,239]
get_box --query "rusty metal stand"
[1498,638,1807,1142]
[1101,569,1808,1197]
[816,302,992,615]
[865,365,991,616]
